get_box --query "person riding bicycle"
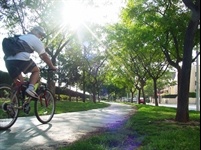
[3,26,57,98]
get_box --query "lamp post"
[196,44,200,111]
[196,24,200,111]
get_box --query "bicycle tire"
[0,84,19,130]
[34,89,55,124]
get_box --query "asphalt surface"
[0,102,135,150]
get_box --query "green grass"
[59,103,200,150]
[19,100,110,117]
[55,100,110,113]
[128,105,200,150]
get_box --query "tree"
[176,0,200,122]
[106,22,169,105]
[120,0,200,122]
[56,41,82,101]
[104,63,130,101]
[140,47,169,106]
[82,48,107,103]
[72,23,110,103]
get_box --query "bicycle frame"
[11,80,32,112]
[13,79,50,112]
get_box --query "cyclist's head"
[30,26,46,39]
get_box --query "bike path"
[0,102,135,150]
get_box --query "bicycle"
[0,69,56,130]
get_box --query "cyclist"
[3,26,57,98]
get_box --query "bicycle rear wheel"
[35,89,55,124]
[0,84,19,130]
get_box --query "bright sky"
[0,0,125,72]
[60,0,124,26]
[0,25,7,72]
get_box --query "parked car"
[122,97,133,102]
[139,97,144,104]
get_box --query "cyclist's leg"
[14,74,24,83]
[28,66,40,86]
[22,60,40,98]
[5,60,25,95]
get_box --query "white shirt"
[6,34,46,61]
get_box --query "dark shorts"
[5,59,36,79]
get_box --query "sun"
[59,0,124,31]
[60,0,118,28]
[60,1,86,29]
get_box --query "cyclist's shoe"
[26,88,39,99]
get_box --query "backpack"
[2,35,34,57]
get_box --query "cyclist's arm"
[39,53,57,70]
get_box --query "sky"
[0,0,125,72]
[0,26,7,72]
[60,0,125,26]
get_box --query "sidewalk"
[0,102,135,150]
[147,103,198,111]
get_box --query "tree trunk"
[92,92,96,103]
[176,18,199,122]
[138,89,141,104]
[47,71,55,95]
[142,87,146,104]
[153,78,158,106]
[131,91,134,103]
[82,67,86,103]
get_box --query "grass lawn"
[59,102,200,150]
[19,100,110,117]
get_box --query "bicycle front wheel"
[0,84,19,130]
[35,89,55,124]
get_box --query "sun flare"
[61,1,86,29]
[60,0,123,29]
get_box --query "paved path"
[0,102,135,150]
[147,103,198,111]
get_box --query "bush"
[59,94,69,100]
[162,92,196,98]
[162,94,177,98]
[189,92,196,98]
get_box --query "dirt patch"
[163,119,200,126]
